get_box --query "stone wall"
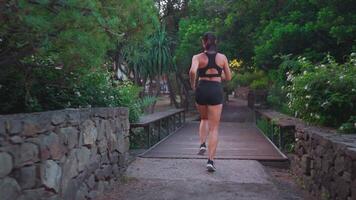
[292,125,356,200]
[0,107,130,200]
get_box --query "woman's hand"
[221,71,226,81]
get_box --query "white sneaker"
[198,143,206,155]
[207,159,216,172]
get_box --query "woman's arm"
[222,55,232,81]
[189,55,199,90]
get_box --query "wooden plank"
[140,122,287,161]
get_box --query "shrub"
[236,70,266,87]
[0,66,154,122]
[250,77,269,90]
[287,53,356,129]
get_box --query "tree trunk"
[167,74,179,108]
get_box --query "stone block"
[17,165,38,189]
[75,183,89,200]
[352,161,356,180]
[51,112,66,125]
[335,156,345,175]
[0,177,21,200]
[112,164,120,177]
[101,153,110,164]
[0,119,5,135]
[16,142,39,167]
[23,119,42,136]
[0,152,13,178]
[62,178,79,200]
[8,120,22,135]
[10,135,23,144]
[302,155,312,175]
[96,119,105,141]
[61,150,79,191]
[97,138,108,154]
[81,120,97,146]
[40,160,62,192]
[335,176,350,200]
[87,191,99,199]
[87,154,100,174]
[36,132,64,160]
[76,147,90,172]
[109,151,119,164]
[95,165,112,181]
[351,180,356,200]
[86,174,96,189]
[66,111,80,125]
[58,127,78,149]
[346,148,356,161]
[17,188,56,200]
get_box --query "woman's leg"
[196,104,209,144]
[207,104,223,160]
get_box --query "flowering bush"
[287,54,356,131]
[229,59,244,72]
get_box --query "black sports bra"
[197,52,223,78]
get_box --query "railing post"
[146,125,151,148]
[158,119,161,141]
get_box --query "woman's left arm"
[222,55,232,81]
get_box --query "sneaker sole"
[197,148,206,155]
[207,164,216,172]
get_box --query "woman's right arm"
[189,55,199,90]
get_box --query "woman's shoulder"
[216,52,228,60]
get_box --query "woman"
[189,32,231,172]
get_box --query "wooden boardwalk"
[140,98,287,161]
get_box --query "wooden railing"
[129,109,185,149]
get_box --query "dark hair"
[202,32,217,52]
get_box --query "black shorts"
[195,80,223,105]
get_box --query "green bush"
[287,53,356,129]
[236,70,266,87]
[338,116,356,134]
[266,55,307,114]
[250,77,269,90]
[0,66,154,122]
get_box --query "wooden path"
[140,98,287,161]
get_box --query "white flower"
[303,71,307,75]
[315,114,320,119]
[306,103,309,108]
[294,111,298,117]
[75,91,81,97]
[354,122,356,128]
[339,75,345,79]
[304,85,308,90]
[321,101,329,107]
[351,52,356,57]
[281,86,285,90]
[327,80,330,84]
[305,95,311,99]
[0,84,2,89]
[310,113,314,116]
[352,89,356,92]
[287,74,293,81]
